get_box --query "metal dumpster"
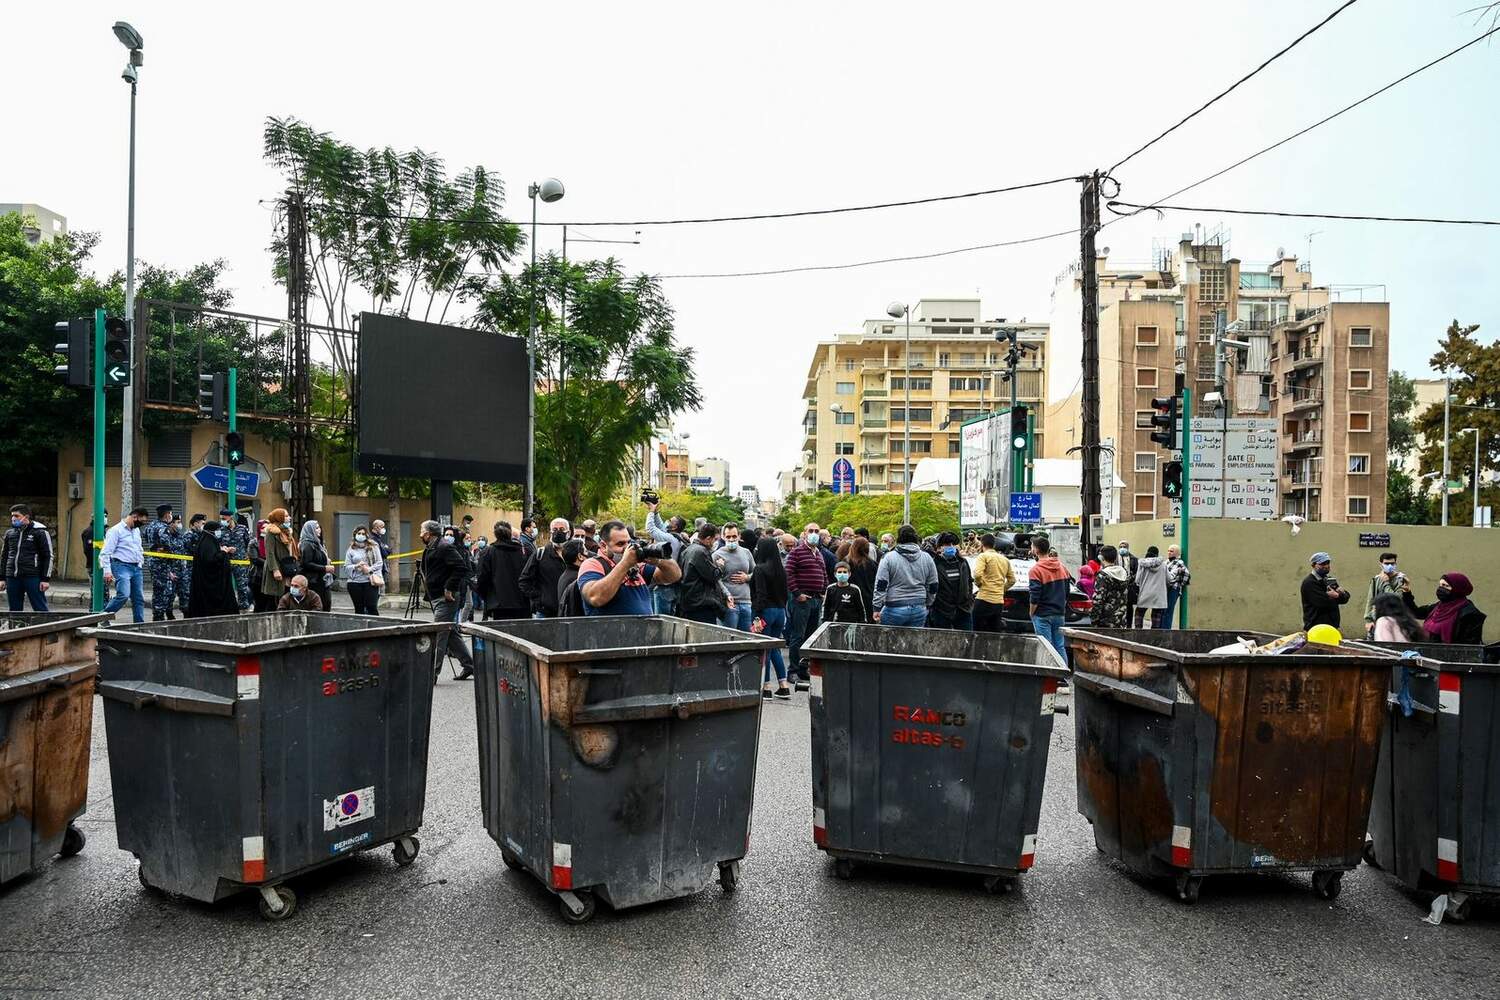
[0,612,109,885]
[463,616,778,924]
[1357,640,1500,922]
[1064,628,1393,903]
[803,621,1068,892]
[83,612,450,920]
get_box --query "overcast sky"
[5,1,1498,497]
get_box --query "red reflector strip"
[242,835,265,883]
[235,656,261,676]
[1019,833,1037,870]
[1041,678,1059,695]
[808,661,822,677]
[1171,825,1192,868]
[551,843,573,889]
[551,865,573,890]
[1437,838,1459,882]
[236,657,261,700]
[813,806,827,846]
[1438,673,1461,714]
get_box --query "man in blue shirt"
[101,506,150,623]
[578,521,682,616]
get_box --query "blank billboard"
[356,313,529,482]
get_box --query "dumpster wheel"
[393,836,420,867]
[60,824,86,858]
[982,875,1015,895]
[1312,870,1343,901]
[558,890,596,925]
[833,859,856,881]
[257,885,298,921]
[1361,839,1380,869]
[1174,873,1203,904]
[500,848,525,872]
[718,861,740,894]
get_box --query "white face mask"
[355,533,367,543]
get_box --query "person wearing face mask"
[100,507,150,622]
[1361,552,1409,638]
[678,523,733,625]
[843,536,878,622]
[177,514,207,615]
[519,517,572,619]
[298,519,332,611]
[142,504,176,621]
[222,512,255,612]
[518,517,537,558]
[277,573,324,612]
[2,503,54,612]
[1300,552,1351,632]
[556,539,589,618]
[1403,572,1487,645]
[972,533,1016,633]
[784,522,830,688]
[259,508,298,612]
[822,560,869,624]
[929,532,975,631]
[873,525,939,628]
[370,519,392,566]
[344,523,384,615]
[186,512,240,618]
[877,533,895,565]
[713,523,755,632]
[643,501,690,616]
[577,520,683,617]
[421,520,476,680]
[475,522,530,621]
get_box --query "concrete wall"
[1108,518,1500,640]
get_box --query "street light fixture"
[112,21,144,513]
[887,301,912,524]
[525,177,565,518]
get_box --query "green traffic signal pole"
[228,367,238,518]
[91,309,106,612]
[1179,385,1191,629]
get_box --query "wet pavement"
[2,669,1497,999]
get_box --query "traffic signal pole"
[1179,385,1191,629]
[228,367,238,518]
[91,309,106,613]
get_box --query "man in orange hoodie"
[1027,536,1071,664]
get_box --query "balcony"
[1288,387,1323,411]
[1287,430,1323,451]
[1289,346,1324,369]
[1283,461,1324,488]
[861,419,887,430]
[860,387,888,398]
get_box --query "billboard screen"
[356,313,529,482]
[959,413,1012,528]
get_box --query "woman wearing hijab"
[298,518,332,612]
[1078,561,1098,599]
[1403,572,1486,644]
[258,508,298,611]
[186,513,240,618]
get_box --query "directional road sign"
[191,464,260,498]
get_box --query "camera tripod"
[404,559,471,680]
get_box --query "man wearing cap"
[1300,552,1350,631]
[142,503,177,621]
[220,509,254,611]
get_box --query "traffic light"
[1009,404,1029,451]
[199,373,227,420]
[225,431,245,467]
[1161,460,1183,499]
[52,317,91,386]
[102,316,131,387]
[1149,395,1179,450]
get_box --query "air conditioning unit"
[67,471,84,500]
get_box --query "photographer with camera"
[678,522,734,625]
[578,520,682,617]
[643,490,691,616]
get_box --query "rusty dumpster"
[463,616,778,924]
[0,611,109,885]
[1357,640,1500,922]
[802,622,1069,892]
[1063,628,1392,903]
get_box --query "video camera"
[630,539,672,561]
[640,488,660,506]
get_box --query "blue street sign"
[1008,491,1042,523]
[831,458,856,495]
[192,464,260,498]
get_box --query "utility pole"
[1179,385,1192,628]
[120,51,140,515]
[285,192,313,527]
[1079,172,1102,559]
[227,367,238,519]
[91,309,107,612]
[1442,376,1451,527]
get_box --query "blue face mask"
[289,586,303,598]
[943,546,958,558]
[1381,563,1397,575]
[9,517,21,529]
[836,573,850,584]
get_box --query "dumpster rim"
[461,615,781,663]
[1347,639,1500,675]
[78,610,453,653]
[0,611,112,644]
[1061,627,1400,667]
[802,620,1070,679]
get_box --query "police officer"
[165,515,189,609]
[177,514,207,614]
[143,504,176,621]
[222,509,253,610]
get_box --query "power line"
[1109,22,1500,223]
[657,228,1079,280]
[1107,200,1500,227]
[1108,0,1363,172]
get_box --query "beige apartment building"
[1052,229,1388,522]
[798,299,1048,496]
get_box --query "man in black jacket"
[422,519,475,681]
[2,504,54,611]
[475,523,529,620]
[929,531,975,630]
[518,516,571,617]
[1300,551,1351,631]
[678,523,731,625]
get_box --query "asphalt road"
[2,665,1497,1000]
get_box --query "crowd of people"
[1302,550,1487,645]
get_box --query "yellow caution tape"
[93,540,425,570]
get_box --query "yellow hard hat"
[1306,624,1342,646]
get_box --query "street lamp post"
[526,177,565,519]
[113,21,144,511]
[887,302,911,524]
[1463,426,1481,526]
[1442,377,1452,526]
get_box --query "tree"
[599,490,745,531]
[772,490,959,538]
[1415,321,1500,509]
[1385,466,1431,525]
[1387,370,1418,463]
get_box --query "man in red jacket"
[784,521,829,691]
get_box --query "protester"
[371,518,393,565]
[1092,545,1130,628]
[817,529,838,577]
[1372,593,1425,643]
[519,517,571,618]
[578,521,683,616]
[556,539,589,618]
[100,507,149,622]
[878,533,895,561]
[752,536,792,699]
[644,502,690,616]
[142,503,175,621]
[1133,546,1168,629]
[1164,544,1190,629]
[873,524,938,628]
[785,522,829,688]
[1078,562,1097,600]
[298,519,332,611]
[823,560,869,624]
[518,517,537,557]
[259,508,297,611]
[249,517,268,610]
[276,573,323,611]
[678,523,731,625]
[714,523,754,631]
[1403,572,1486,645]
[1362,552,1409,638]
[843,536,878,622]
[422,519,475,679]
[1027,536,1070,661]
[345,523,384,615]
[186,512,239,618]
[1300,552,1351,631]
[476,522,530,620]
[1118,540,1140,623]
[929,531,975,631]
[971,533,1015,633]
[1,503,54,612]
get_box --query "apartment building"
[797,299,1048,496]
[1051,228,1386,522]
[690,457,731,494]
[0,202,67,244]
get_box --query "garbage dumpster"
[463,616,778,924]
[802,621,1068,892]
[1064,628,1392,903]
[1357,640,1500,922]
[0,612,109,885]
[83,612,450,920]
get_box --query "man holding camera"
[644,492,690,616]
[578,520,682,616]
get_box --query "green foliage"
[1416,320,1500,487]
[1385,466,1432,525]
[1387,370,1418,462]
[598,490,746,531]
[772,490,958,538]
